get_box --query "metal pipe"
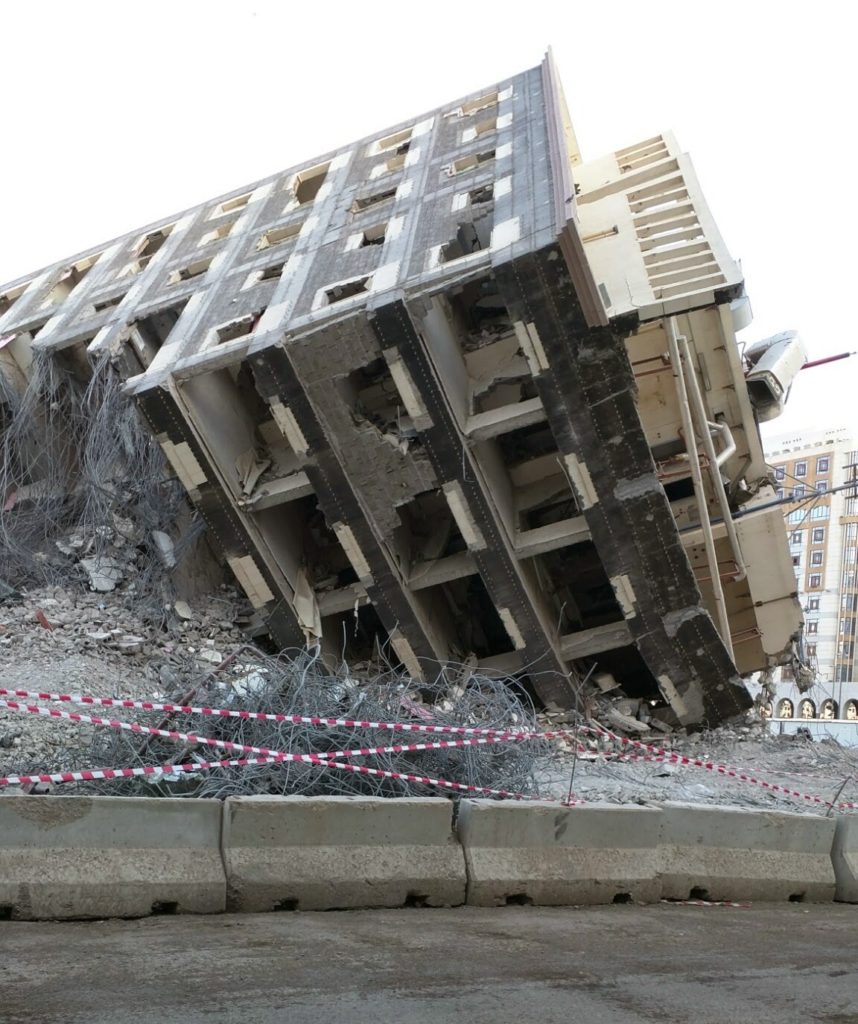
[708,419,736,467]
[679,336,747,582]
[665,317,735,659]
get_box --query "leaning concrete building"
[0,52,804,728]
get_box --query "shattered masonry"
[0,53,803,728]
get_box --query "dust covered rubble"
[0,583,250,778]
[539,697,858,815]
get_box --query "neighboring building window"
[775,466,786,480]
[787,510,804,524]
[806,620,818,634]
[812,527,825,543]
[811,550,824,566]
[799,698,816,719]
[795,461,807,477]
[793,485,806,498]
[807,643,817,657]
[817,457,830,473]
[817,480,828,493]
[809,574,822,588]
[777,488,785,500]
[807,597,820,611]
[777,698,794,718]
[791,531,803,545]
[792,555,801,567]
[810,506,830,520]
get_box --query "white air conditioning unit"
[744,330,807,422]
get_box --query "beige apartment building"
[764,426,858,720]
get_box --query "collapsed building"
[0,52,805,729]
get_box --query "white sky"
[1,0,855,438]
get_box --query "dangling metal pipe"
[679,335,747,583]
[665,317,735,659]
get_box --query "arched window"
[761,702,773,719]
[820,699,839,720]
[844,700,858,721]
[777,699,794,719]
[799,699,816,720]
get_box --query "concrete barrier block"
[222,796,466,911]
[831,815,858,903]
[0,794,226,920]
[658,802,836,903]
[456,801,662,906]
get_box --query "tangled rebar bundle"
[0,350,199,614]
[50,650,561,800]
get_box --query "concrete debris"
[151,531,177,569]
[173,600,193,620]
[604,708,651,734]
[79,556,124,592]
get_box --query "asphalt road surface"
[2,903,857,1023]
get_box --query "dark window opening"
[440,216,493,263]
[538,540,624,633]
[257,222,301,251]
[169,257,214,284]
[524,491,580,530]
[137,228,172,261]
[581,645,661,702]
[393,489,467,577]
[45,256,99,306]
[92,293,126,313]
[447,275,514,353]
[259,262,286,282]
[376,128,413,154]
[293,162,331,205]
[663,477,695,502]
[325,277,370,305]
[469,183,495,206]
[360,223,387,247]
[450,149,496,175]
[351,188,396,214]
[124,300,188,372]
[496,421,557,465]
[215,312,263,345]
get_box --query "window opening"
[257,222,302,251]
[351,188,396,214]
[459,92,499,116]
[325,277,371,305]
[360,223,387,247]
[199,218,238,247]
[291,162,331,205]
[214,192,252,216]
[449,149,496,175]
[168,256,214,284]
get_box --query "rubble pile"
[0,583,249,777]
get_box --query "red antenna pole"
[801,351,856,370]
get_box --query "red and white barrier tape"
[0,687,554,741]
[2,688,854,811]
[0,698,516,764]
[0,754,283,787]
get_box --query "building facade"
[0,53,804,728]
[763,427,858,720]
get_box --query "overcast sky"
[2,0,854,439]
